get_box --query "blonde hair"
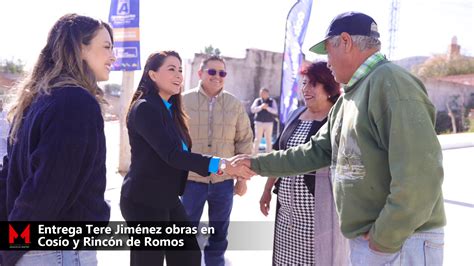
[8,13,113,143]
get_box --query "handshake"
[220,155,258,180]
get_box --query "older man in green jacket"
[233,12,445,266]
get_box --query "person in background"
[0,13,116,266]
[251,87,278,154]
[119,51,251,266]
[233,11,446,266]
[181,55,253,266]
[259,61,348,265]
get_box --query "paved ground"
[99,121,474,265]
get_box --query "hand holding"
[261,103,268,110]
[222,157,256,180]
[230,154,252,168]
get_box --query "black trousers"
[120,197,201,266]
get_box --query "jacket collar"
[278,107,327,150]
[144,89,168,111]
[143,90,186,145]
[161,97,172,110]
[344,53,387,92]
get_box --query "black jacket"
[273,107,326,195]
[0,86,109,266]
[121,91,212,208]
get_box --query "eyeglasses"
[205,68,227,78]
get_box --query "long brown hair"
[128,51,192,147]
[8,13,113,143]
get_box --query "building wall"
[425,78,474,112]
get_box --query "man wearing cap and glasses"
[232,11,445,265]
[181,55,253,266]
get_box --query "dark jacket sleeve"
[8,89,103,222]
[272,134,281,151]
[131,100,211,177]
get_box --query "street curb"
[438,133,474,150]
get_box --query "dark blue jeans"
[181,180,234,266]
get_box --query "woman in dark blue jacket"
[0,14,116,266]
[120,51,253,266]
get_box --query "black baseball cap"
[309,12,380,54]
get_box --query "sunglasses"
[205,68,227,78]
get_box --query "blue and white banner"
[280,0,313,124]
[108,0,141,71]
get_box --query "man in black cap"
[232,11,446,265]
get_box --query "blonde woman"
[0,14,115,266]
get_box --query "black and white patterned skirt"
[273,120,315,265]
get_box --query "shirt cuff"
[208,157,221,174]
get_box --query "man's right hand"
[229,154,255,180]
[223,156,256,180]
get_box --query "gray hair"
[199,55,226,71]
[328,35,381,52]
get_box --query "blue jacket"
[0,86,110,265]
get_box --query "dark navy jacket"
[121,91,212,208]
[0,86,110,265]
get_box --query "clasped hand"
[221,154,256,180]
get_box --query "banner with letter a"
[108,0,141,71]
[279,0,313,124]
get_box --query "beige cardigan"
[183,85,253,183]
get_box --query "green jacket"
[251,60,446,253]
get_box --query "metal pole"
[118,71,134,174]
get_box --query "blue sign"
[280,0,313,124]
[108,0,141,71]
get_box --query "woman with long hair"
[0,13,116,266]
[119,51,251,266]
